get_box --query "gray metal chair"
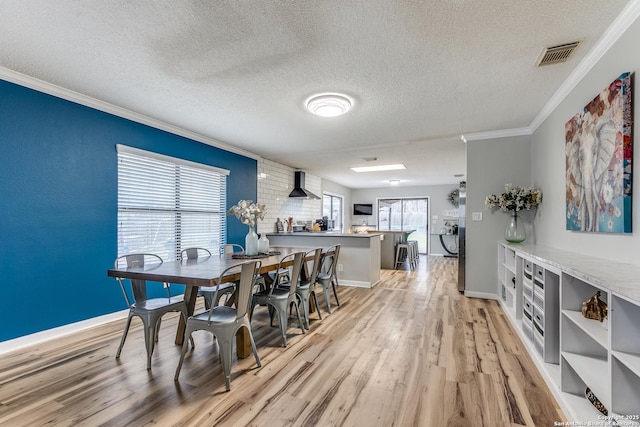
[220,244,245,258]
[250,251,306,346]
[219,243,267,294]
[276,247,323,329]
[317,244,341,313]
[180,247,230,309]
[113,253,193,370]
[174,260,262,391]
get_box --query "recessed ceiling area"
[0,1,634,188]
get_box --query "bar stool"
[394,242,414,270]
[407,240,419,268]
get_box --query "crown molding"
[462,0,640,142]
[0,66,261,160]
[462,127,532,142]
[529,0,640,132]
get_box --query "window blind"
[116,145,228,261]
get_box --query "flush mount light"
[351,164,406,173]
[389,179,400,185]
[306,93,353,117]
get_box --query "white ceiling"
[0,0,634,188]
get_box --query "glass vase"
[245,225,259,256]
[258,232,269,254]
[505,211,526,243]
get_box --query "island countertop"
[266,232,380,238]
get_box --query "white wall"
[466,136,532,297]
[256,158,322,234]
[532,15,640,264]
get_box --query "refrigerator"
[457,181,466,293]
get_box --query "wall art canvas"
[565,72,633,233]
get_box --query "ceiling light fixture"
[351,164,406,173]
[306,93,353,117]
[389,179,400,185]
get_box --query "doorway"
[377,198,429,254]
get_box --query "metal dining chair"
[275,247,323,329]
[113,253,193,370]
[174,260,262,391]
[250,251,306,346]
[180,247,228,309]
[220,243,269,293]
[317,244,341,313]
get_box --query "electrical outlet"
[472,212,483,221]
[337,263,344,272]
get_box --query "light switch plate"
[472,212,483,221]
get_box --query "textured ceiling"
[0,0,633,188]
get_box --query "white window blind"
[116,145,228,261]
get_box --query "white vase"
[245,225,259,256]
[258,233,270,254]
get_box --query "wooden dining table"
[107,247,315,358]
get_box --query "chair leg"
[331,278,340,307]
[116,313,134,359]
[275,304,288,347]
[298,292,310,329]
[217,334,234,392]
[292,301,305,334]
[245,324,261,368]
[321,283,332,314]
[174,325,194,381]
[143,322,156,370]
[310,291,322,320]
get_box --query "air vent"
[536,41,580,66]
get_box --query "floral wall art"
[565,72,633,233]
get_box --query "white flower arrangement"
[227,200,267,227]
[485,184,542,212]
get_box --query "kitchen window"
[323,193,343,232]
[116,145,228,261]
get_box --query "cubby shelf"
[496,242,640,422]
[561,309,608,347]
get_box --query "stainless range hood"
[288,171,320,199]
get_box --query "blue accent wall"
[0,79,257,341]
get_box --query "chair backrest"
[272,251,305,297]
[208,260,261,321]
[180,247,212,261]
[220,244,245,259]
[322,244,341,278]
[113,253,164,304]
[305,248,323,284]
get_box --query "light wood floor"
[0,256,565,426]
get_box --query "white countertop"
[267,232,380,238]
[503,241,640,303]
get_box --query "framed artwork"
[565,72,633,233]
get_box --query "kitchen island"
[266,232,381,288]
[366,230,416,269]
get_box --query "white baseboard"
[339,280,375,288]
[463,290,498,300]
[0,310,128,355]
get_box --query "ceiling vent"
[536,41,580,66]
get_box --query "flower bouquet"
[485,184,542,243]
[485,184,542,212]
[227,200,267,255]
[227,200,267,227]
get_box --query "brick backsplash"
[256,158,322,234]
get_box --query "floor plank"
[0,256,564,426]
